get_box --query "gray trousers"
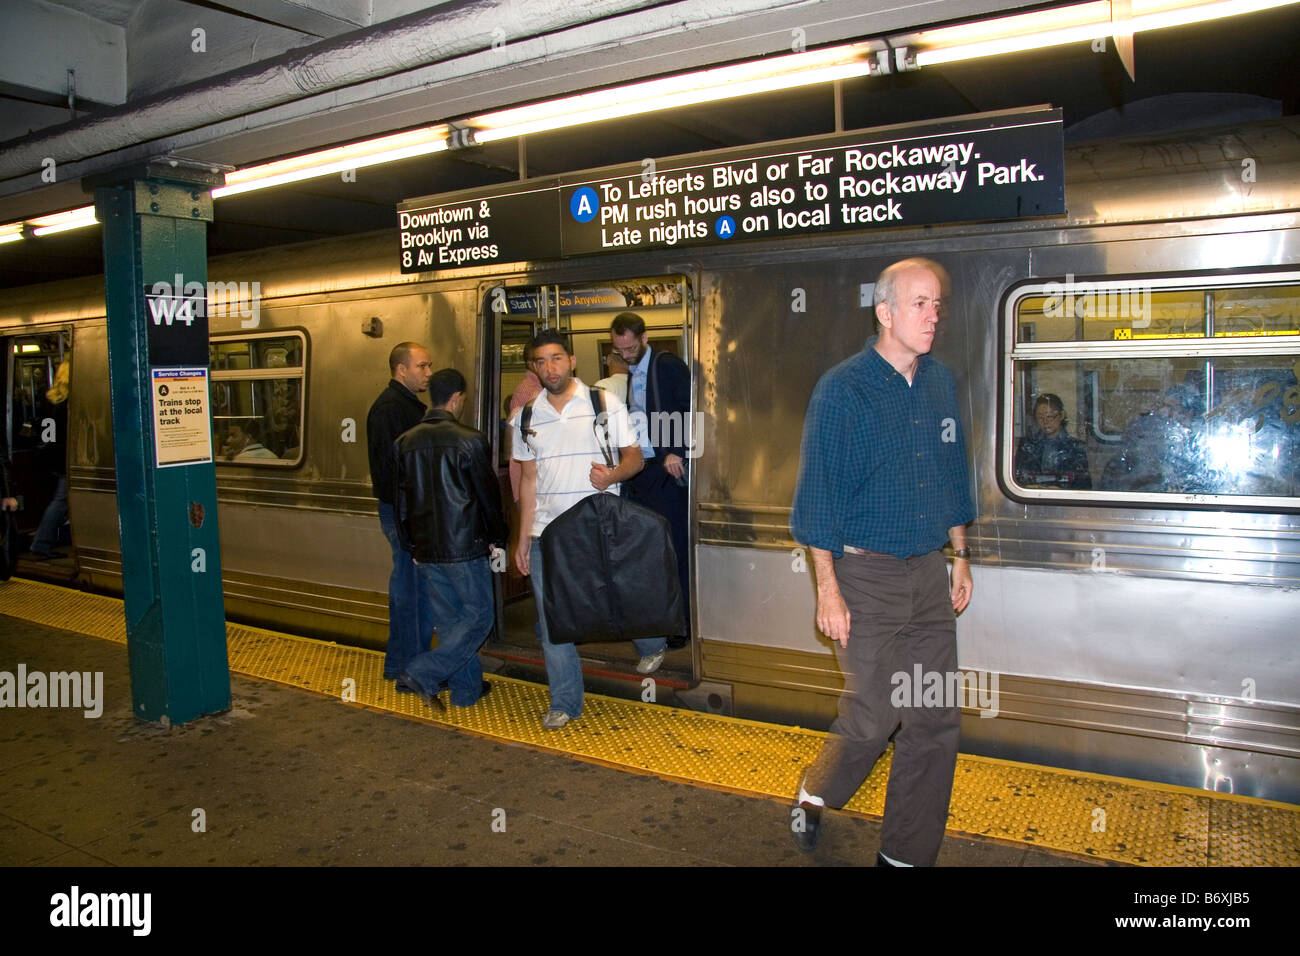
[805,549,960,866]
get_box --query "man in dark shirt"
[366,342,435,681]
[393,369,506,709]
[610,312,693,652]
[789,258,976,867]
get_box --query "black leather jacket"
[393,409,508,563]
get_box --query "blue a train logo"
[570,187,599,223]
[715,215,736,239]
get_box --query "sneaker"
[541,710,572,730]
[635,649,667,675]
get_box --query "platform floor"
[2,578,1297,867]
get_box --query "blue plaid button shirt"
[791,338,976,559]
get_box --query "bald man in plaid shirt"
[789,258,976,867]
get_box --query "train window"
[1017,287,1206,343]
[209,332,306,467]
[1004,272,1300,508]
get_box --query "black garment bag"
[531,389,685,644]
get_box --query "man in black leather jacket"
[392,368,507,709]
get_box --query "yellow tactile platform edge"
[3,577,1297,866]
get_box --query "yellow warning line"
[2,577,1297,866]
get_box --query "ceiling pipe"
[0,0,695,181]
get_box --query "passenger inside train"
[1013,393,1091,489]
[1099,384,1205,493]
[222,420,280,461]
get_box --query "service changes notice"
[151,367,212,468]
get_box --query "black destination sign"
[561,110,1063,255]
[397,180,561,273]
[396,108,1064,271]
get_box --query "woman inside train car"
[1014,393,1092,489]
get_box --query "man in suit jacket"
[610,312,692,649]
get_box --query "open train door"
[479,276,697,702]
[2,328,74,581]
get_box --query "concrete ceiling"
[0,0,1297,289]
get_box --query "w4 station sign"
[397,107,1065,273]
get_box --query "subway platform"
[2,577,1297,873]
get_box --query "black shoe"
[666,635,689,650]
[395,674,445,711]
[790,800,822,852]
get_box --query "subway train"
[2,115,1297,803]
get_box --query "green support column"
[88,163,230,724]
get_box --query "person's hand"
[1,497,17,512]
[816,588,852,648]
[663,453,685,479]
[514,539,530,576]
[590,462,617,491]
[951,559,973,614]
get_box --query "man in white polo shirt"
[512,330,669,730]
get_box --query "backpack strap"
[590,387,614,468]
[519,395,538,451]
[648,348,661,419]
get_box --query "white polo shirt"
[511,378,636,537]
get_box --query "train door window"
[487,276,691,659]
[1003,271,1300,509]
[210,332,307,466]
[4,331,72,532]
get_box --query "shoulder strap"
[590,387,614,467]
[519,395,538,450]
[648,349,661,415]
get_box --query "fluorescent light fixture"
[0,223,23,244]
[472,45,875,143]
[29,206,98,236]
[913,0,1299,66]
[212,126,450,198]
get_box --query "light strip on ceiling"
[0,223,24,244]
[28,206,98,236]
[212,126,451,198]
[472,45,875,143]
[913,0,1298,66]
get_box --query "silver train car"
[3,117,1298,803]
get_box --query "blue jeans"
[31,474,68,554]
[406,557,493,706]
[529,537,666,718]
[378,503,435,678]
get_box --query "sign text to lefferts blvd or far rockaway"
[396,108,1064,273]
